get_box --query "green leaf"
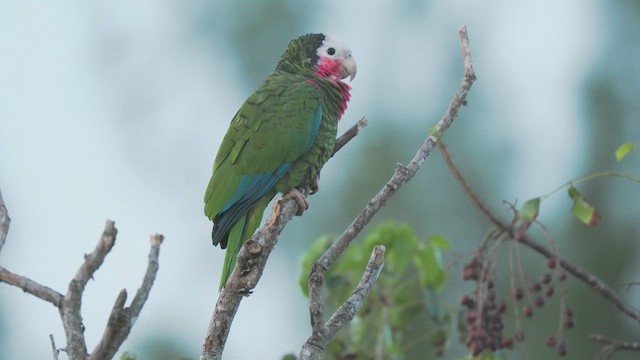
[427,234,451,249]
[334,241,368,275]
[568,186,601,225]
[518,197,540,222]
[120,352,138,360]
[414,244,446,291]
[363,221,418,275]
[615,142,634,161]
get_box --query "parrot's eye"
[327,47,336,56]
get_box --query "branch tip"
[332,117,369,156]
[356,117,368,130]
[114,289,127,309]
[373,245,386,265]
[150,234,164,246]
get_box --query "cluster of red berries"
[460,285,515,356]
[512,271,559,317]
[460,256,518,356]
[512,271,572,356]
[543,306,574,356]
[460,255,574,357]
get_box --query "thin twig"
[201,115,368,360]
[625,281,640,291]
[325,245,385,338]
[301,25,476,359]
[50,334,60,360]
[332,117,368,156]
[129,234,164,315]
[507,243,527,360]
[298,246,385,360]
[519,234,640,324]
[540,171,640,200]
[591,333,640,360]
[438,139,502,227]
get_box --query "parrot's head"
[277,33,357,82]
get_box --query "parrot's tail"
[218,196,271,290]
[219,217,246,290]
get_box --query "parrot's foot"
[268,188,309,226]
[283,188,309,216]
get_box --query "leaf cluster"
[298,221,452,359]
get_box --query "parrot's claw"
[282,188,309,216]
[269,188,309,226]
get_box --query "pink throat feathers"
[310,56,352,118]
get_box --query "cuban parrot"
[204,33,357,289]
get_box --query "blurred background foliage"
[0,1,639,359]
[297,222,452,359]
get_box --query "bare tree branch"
[50,334,60,360]
[300,26,476,358]
[518,235,640,323]
[0,191,164,360]
[129,234,164,315]
[299,246,385,359]
[200,117,368,359]
[200,115,368,359]
[200,188,309,360]
[437,140,501,227]
[59,220,118,359]
[0,189,65,307]
[90,233,164,360]
[332,117,368,156]
[0,266,63,306]
[591,333,640,360]
[439,137,640,325]
[325,246,385,338]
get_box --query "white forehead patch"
[316,34,352,61]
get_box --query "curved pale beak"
[340,55,357,81]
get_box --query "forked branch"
[0,198,164,360]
